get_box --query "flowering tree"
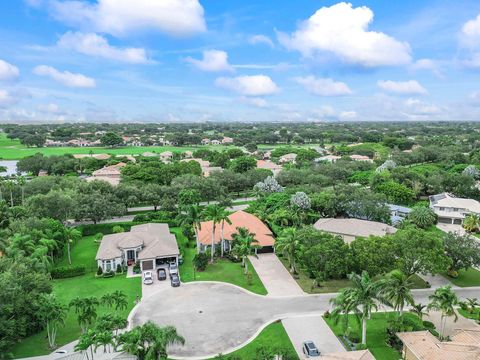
[463,165,480,178]
[290,192,311,210]
[254,176,283,194]
[376,160,397,173]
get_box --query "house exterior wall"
[97,256,122,272]
[402,346,420,360]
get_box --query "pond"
[0,160,19,176]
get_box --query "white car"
[143,271,153,285]
[169,262,179,276]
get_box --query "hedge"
[77,222,135,236]
[51,265,86,279]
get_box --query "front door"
[127,249,135,261]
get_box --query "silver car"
[143,271,153,285]
[169,263,179,276]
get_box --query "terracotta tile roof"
[256,160,282,171]
[397,330,480,360]
[197,210,274,247]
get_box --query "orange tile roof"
[197,210,275,247]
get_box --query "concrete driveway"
[248,253,304,296]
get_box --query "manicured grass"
[278,256,352,293]
[442,268,480,287]
[180,245,268,295]
[459,308,480,321]
[324,312,412,360]
[11,235,142,358]
[0,133,238,159]
[208,321,297,359]
[408,274,429,289]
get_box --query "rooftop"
[429,193,480,213]
[313,218,397,240]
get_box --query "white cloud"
[461,14,480,48]
[404,98,440,116]
[411,59,443,78]
[0,89,19,106]
[339,110,357,120]
[0,59,20,81]
[215,75,279,96]
[37,103,61,113]
[50,0,206,37]
[278,2,411,67]
[294,76,352,96]
[306,105,356,121]
[249,35,274,48]
[24,0,43,8]
[185,50,233,72]
[239,96,268,108]
[58,32,148,64]
[33,65,96,88]
[377,80,427,95]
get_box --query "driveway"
[141,267,171,298]
[248,253,304,296]
[436,223,467,235]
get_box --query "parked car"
[169,263,179,276]
[157,268,167,281]
[302,341,320,357]
[143,271,153,285]
[170,273,180,287]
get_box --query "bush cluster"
[51,265,86,279]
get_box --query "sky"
[2,0,480,123]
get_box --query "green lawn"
[0,133,238,159]
[57,234,99,271]
[459,308,480,321]
[208,321,297,359]
[324,312,411,360]
[441,268,480,287]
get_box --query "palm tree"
[17,176,26,205]
[232,227,260,274]
[69,296,100,333]
[94,331,114,353]
[465,297,479,314]
[377,270,414,318]
[178,205,203,254]
[463,214,480,233]
[38,294,67,349]
[410,303,428,321]
[428,285,459,339]
[275,227,301,274]
[111,290,128,314]
[330,271,380,345]
[218,208,232,257]
[64,227,81,265]
[75,329,96,360]
[202,204,225,262]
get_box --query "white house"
[315,155,341,163]
[279,153,297,164]
[211,140,221,145]
[429,192,480,225]
[160,151,173,162]
[95,223,179,272]
[350,154,374,163]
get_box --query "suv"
[169,262,178,276]
[302,341,320,357]
[170,273,180,287]
[143,271,153,285]
[157,268,167,281]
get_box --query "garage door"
[141,260,154,271]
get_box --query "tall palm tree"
[75,329,96,360]
[111,290,128,314]
[69,296,100,333]
[275,227,301,274]
[232,227,260,274]
[17,176,26,205]
[330,271,380,345]
[202,204,225,262]
[218,208,232,257]
[94,331,114,353]
[410,303,428,321]
[428,285,459,339]
[377,270,414,318]
[178,205,203,254]
[64,227,81,265]
[38,294,67,349]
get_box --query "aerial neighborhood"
[3,1,480,360]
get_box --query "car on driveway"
[169,262,179,276]
[157,268,167,280]
[170,273,180,287]
[302,341,320,357]
[143,271,154,285]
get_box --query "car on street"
[169,262,179,276]
[170,273,180,287]
[157,268,167,280]
[302,341,320,357]
[143,271,153,285]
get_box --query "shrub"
[51,265,86,279]
[116,264,122,273]
[97,266,103,276]
[78,222,133,236]
[112,225,124,233]
[103,270,115,278]
[193,253,209,271]
[355,343,367,350]
[133,262,141,274]
[422,321,435,330]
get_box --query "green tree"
[69,296,100,333]
[75,329,96,360]
[407,206,437,229]
[38,294,67,349]
[428,286,458,339]
[178,205,203,253]
[376,270,414,318]
[229,156,256,173]
[100,132,123,147]
[443,232,480,276]
[64,227,81,265]
[275,227,301,274]
[218,208,232,257]
[410,303,428,321]
[349,235,396,277]
[463,214,480,233]
[202,204,224,262]
[232,227,260,274]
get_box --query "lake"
[0,160,19,176]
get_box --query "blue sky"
[2,0,480,122]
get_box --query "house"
[388,204,411,225]
[321,350,375,360]
[87,162,126,186]
[95,223,179,273]
[181,158,222,177]
[263,150,272,159]
[197,210,275,253]
[429,192,480,225]
[279,153,297,164]
[73,153,111,160]
[183,150,193,158]
[350,154,374,163]
[211,139,221,145]
[160,151,173,162]
[222,136,234,144]
[397,329,480,360]
[142,151,158,157]
[313,218,397,243]
[315,155,341,163]
[201,138,211,145]
[256,160,282,176]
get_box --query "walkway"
[418,273,460,289]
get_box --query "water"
[0,160,19,176]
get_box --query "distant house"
[397,329,480,360]
[87,162,126,186]
[197,210,275,253]
[73,153,111,160]
[315,155,341,163]
[142,151,158,157]
[350,154,373,163]
[429,192,480,225]
[160,151,173,162]
[313,218,397,243]
[95,223,179,272]
[263,150,272,159]
[222,136,234,144]
[201,138,211,145]
[211,140,221,146]
[256,160,282,176]
[45,139,65,147]
[183,150,193,158]
[388,204,411,225]
[279,153,297,164]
